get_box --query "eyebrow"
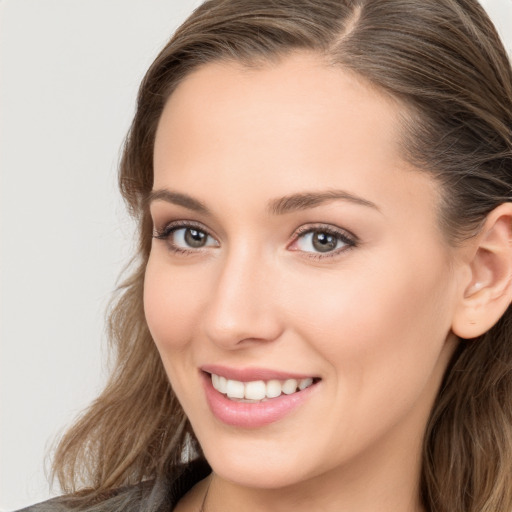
[147,188,379,215]
[147,189,210,214]
[268,190,379,215]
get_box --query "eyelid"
[287,223,358,258]
[152,219,213,239]
[152,220,220,253]
[152,219,357,259]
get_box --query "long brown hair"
[52,1,512,511]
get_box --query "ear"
[452,203,512,339]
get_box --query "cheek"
[143,253,207,353]
[275,250,456,459]
[283,246,455,392]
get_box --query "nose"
[202,247,284,349]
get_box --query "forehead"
[154,52,408,181]
[153,52,439,234]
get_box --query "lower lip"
[202,373,319,428]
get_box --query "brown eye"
[311,231,338,252]
[153,224,219,252]
[184,228,208,248]
[292,227,355,256]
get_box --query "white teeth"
[218,375,227,394]
[266,379,282,398]
[226,379,244,399]
[282,379,298,395]
[210,374,315,401]
[299,377,313,390]
[244,380,266,400]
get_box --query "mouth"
[200,367,321,427]
[209,372,318,403]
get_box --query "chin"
[205,450,309,489]
[194,425,323,489]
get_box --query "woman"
[20,0,512,511]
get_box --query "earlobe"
[452,203,512,340]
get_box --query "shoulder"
[14,480,154,512]
[15,497,70,512]
[15,459,211,512]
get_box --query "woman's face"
[145,53,461,490]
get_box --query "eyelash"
[153,220,215,255]
[152,220,358,259]
[291,224,357,260]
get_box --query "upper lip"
[201,364,318,382]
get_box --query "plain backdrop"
[0,0,511,510]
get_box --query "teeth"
[244,380,266,400]
[226,379,244,399]
[299,377,313,390]
[282,379,298,395]
[210,374,315,401]
[266,379,282,398]
[217,375,227,394]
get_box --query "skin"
[144,52,465,512]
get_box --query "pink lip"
[201,370,319,428]
[201,364,315,382]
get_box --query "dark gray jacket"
[16,459,211,512]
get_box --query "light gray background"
[1,1,511,510]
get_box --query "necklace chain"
[199,479,212,512]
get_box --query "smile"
[202,369,320,427]
[211,373,315,402]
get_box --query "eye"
[153,222,219,253]
[289,226,356,256]
[173,227,214,249]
